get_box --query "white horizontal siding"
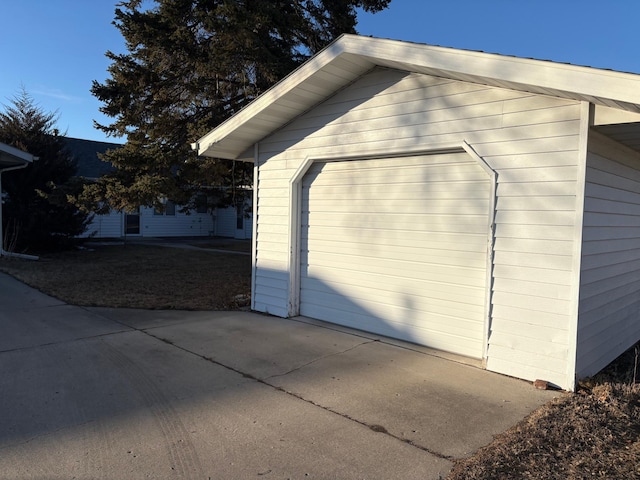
[140,207,214,237]
[577,132,640,378]
[253,156,291,315]
[215,204,253,239]
[254,67,582,387]
[253,267,290,317]
[82,211,123,238]
[82,207,221,238]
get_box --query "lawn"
[0,243,251,310]
[1,242,639,479]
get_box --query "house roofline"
[0,142,37,168]
[196,34,640,161]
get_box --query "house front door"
[125,209,141,235]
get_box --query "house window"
[154,200,176,216]
[196,194,207,214]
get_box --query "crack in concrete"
[263,339,378,380]
[73,310,454,461]
[0,329,131,355]
[135,328,453,461]
[265,380,454,461]
[264,382,454,461]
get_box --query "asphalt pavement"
[0,272,558,479]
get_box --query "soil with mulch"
[447,345,640,479]
[0,244,251,310]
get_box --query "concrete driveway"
[0,272,557,479]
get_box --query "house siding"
[255,67,582,387]
[83,211,123,238]
[577,132,640,377]
[215,203,253,239]
[83,207,216,238]
[140,207,214,237]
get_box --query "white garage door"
[300,153,491,358]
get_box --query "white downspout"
[0,163,39,260]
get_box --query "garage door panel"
[302,214,490,235]
[306,182,491,198]
[300,153,490,358]
[301,247,486,269]
[309,154,475,170]
[302,247,487,269]
[302,254,487,284]
[305,179,488,203]
[305,182,491,199]
[300,292,485,335]
[301,276,486,315]
[307,161,488,185]
[301,272,487,304]
[302,228,488,251]
[300,302,484,354]
[303,269,486,297]
[299,302,485,333]
[305,198,490,215]
[306,169,489,186]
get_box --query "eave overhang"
[195,34,640,162]
[0,142,35,169]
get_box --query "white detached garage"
[195,35,640,391]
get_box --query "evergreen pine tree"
[87,0,391,212]
[0,90,92,252]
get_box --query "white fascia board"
[195,34,640,161]
[592,105,640,125]
[0,142,36,168]
[196,38,371,160]
[343,35,640,108]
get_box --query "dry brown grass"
[189,241,251,253]
[0,244,251,310]
[447,346,640,480]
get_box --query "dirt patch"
[0,244,251,310]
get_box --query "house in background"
[65,137,252,239]
[196,34,640,391]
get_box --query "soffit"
[593,123,640,152]
[0,143,34,169]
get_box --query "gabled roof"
[0,142,35,169]
[195,34,640,162]
[64,137,121,179]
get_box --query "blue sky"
[2,0,639,144]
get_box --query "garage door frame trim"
[287,141,497,360]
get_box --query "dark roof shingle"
[64,137,122,178]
